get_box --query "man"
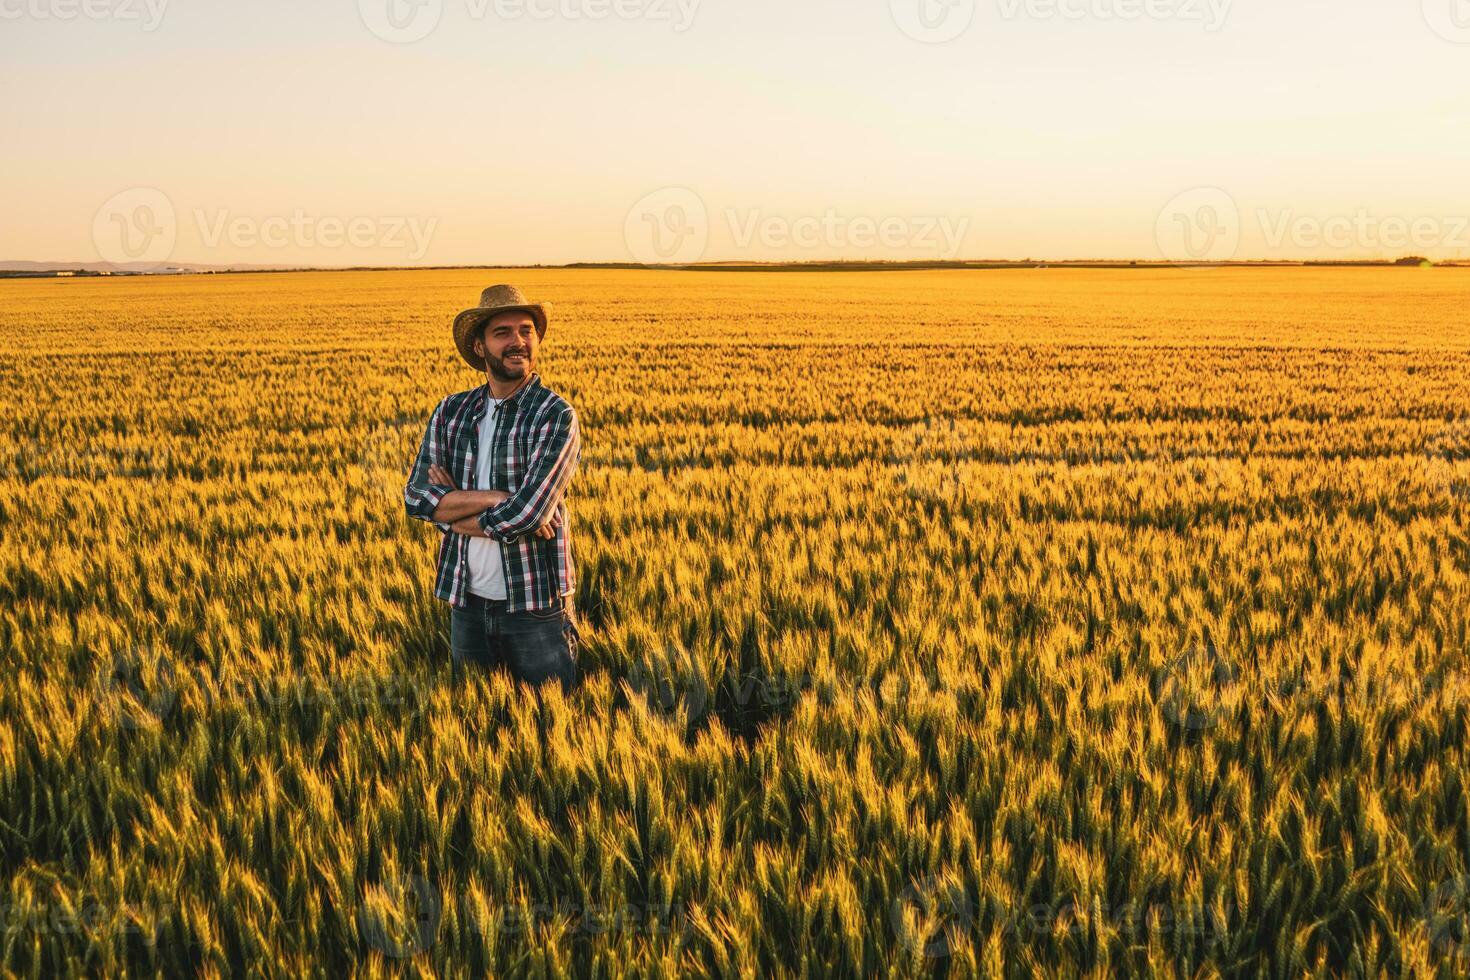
[404,284,581,690]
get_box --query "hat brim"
[453,303,550,371]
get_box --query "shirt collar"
[477,373,540,417]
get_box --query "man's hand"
[534,509,563,540]
[432,464,562,540]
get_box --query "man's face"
[475,311,539,381]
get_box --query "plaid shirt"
[405,374,581,612]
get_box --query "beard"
[485,346,533,381]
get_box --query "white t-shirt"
[465,395,507,600]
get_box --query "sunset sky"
[4,0,1468,265]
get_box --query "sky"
[3,0,1468,265]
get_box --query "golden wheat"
[1,267,1468,977]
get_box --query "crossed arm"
[427,464,560,540]
[404,401,579,543]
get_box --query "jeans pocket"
[521,602,564,623]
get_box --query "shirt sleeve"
[404,401,456,532]
[476,404,580,544]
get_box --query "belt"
[464,594,564,612]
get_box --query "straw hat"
[452,285,551,371]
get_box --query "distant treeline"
[4,260,1463,280]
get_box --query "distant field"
[2,268,1469,976]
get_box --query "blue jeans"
[450,594,580,691]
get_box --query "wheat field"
[2,267,1469,977]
